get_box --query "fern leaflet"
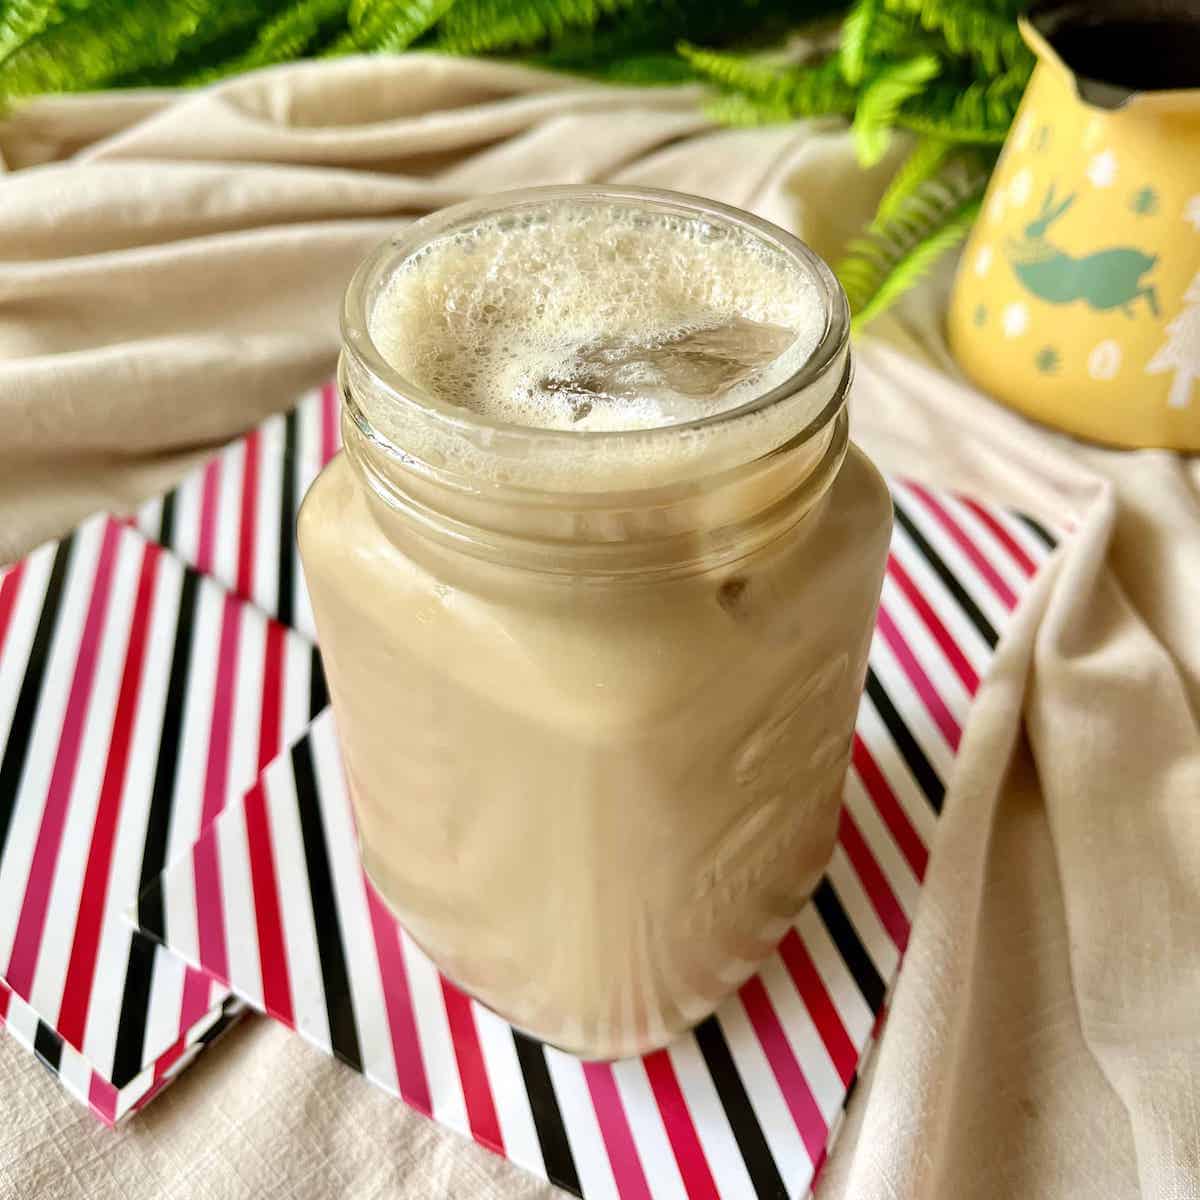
[851,53,938,165]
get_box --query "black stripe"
[198,1001,243,1047]
[291,737,362,1072]
[1016,512,1057,551]
[277,408,298,628]
[112,566,200,1088]
[892,496,998,649]
[511,1032,582,1196]
[814,880,885,1015]
[33,1021,63,1073]
[695,1017,788,1199]
[0,536,75,864]
[158,490,176,549]
[309,649,328,717]
[865,668,944,814]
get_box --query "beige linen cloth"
[0,56,1197,1200]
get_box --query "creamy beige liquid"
[300,197,891,1057]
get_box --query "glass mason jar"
[298,186,892,1059]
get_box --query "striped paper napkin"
[131,385,1062,1198]
[0,388,339,1123]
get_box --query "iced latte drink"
[298,187,891,1058]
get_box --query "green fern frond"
[851,193,980,327]
[837,157,985,324]
[872,133,951,224]
[187,0,348,81]
[330,0,453,53]
[0,1,83,64]
[0,0,272,97]
[882,0,1031,74]
[851,52,938,165]
[702,90,795,126]
[895,65,1028,143]
[679,44,858,117]
[434,0,637,53]
[838,0,880,84]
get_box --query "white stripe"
[943,492,1030,597]
[164,577,223,867]
[135,494,162,542]
[472,1008,546,1180]
[611,1057,690,1200]
[890,522,993,675]
[255,414,285,621]
[226,599,265,813]
[793,908,874,1050]
[213,439,246,599]
[0,520,104,970]
[282,633,312,749]
[57,1035,96,1109]
[4,988,39,1044]
[170,465,203,568]
[855,693,939,848]
[868,634,956,774]
[138,573,225,1067]
[291,390,323,642]
[141,950,191,1071]
[756,954,845,1125]
[29,527,142,1024]
[716,1001,813,1195]
[842,772,921,913]
[82,553,183,1072]
[308,723,398,1096]
[216,807,263,1012]
[892,487,1011,632]
[401,929,470,1137]
[543,1048,621,1200]
[826,848,900,982]
[666,1036,758,1196]
[262,752,333,1053]
[0,544,54,777]
[880,575,973,718]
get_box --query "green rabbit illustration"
[1008,186,1159,316]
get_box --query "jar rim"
[340,184,850,466]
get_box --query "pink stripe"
[244,780,295,1028]
[57,542,161,1049]
[441,980,505,1153]
[582,1061,653,1200]
[195,457,221,575]
[905,481,1017,609]
[851,735,928,881]
[366,880,432,1115]
[190,837,230,985]
[957,495,1037,576]
[642,1050,720,1200]
[886,555,979,695]
[777,930,857,1087]
[179,592,242,1029]
[739,975,828,1163]
[838,808,910,951]
[0,560,26,659]
[0,981,10,1022]
[199,592,243,829]
[5,520,122,996]
[876,605,962,751]
[320,382,339,466]
[88,1073,118,1126]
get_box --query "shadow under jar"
[298,186,892,1059]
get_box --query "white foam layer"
[368,201,825,433]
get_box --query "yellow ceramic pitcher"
[948,2,1200,450]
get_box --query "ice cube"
[537,317,796,424]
